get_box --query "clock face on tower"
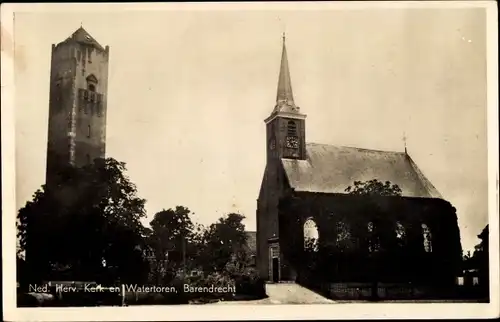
[285,136,299,149]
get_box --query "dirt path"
[213,282,335,304]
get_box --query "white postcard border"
[2,1,498,320]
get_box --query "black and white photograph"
[1,1,498,320]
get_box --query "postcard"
[2,1,498,320]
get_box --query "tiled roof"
[244,231,257,255]
[281,143,442,199]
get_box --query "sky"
[13,4,489,253]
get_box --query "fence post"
[121,284,125,306]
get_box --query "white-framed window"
[422,223,432,252]
[367,221,380,253]
[287,120,297,136]
[336,221,351,250]
[270,246,279,258]
[395,221,405,239]
[395,221,406,247]
[304,218,319,251]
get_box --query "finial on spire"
[282,32,286,42]
[80,21,83,28]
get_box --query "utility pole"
[182,235,186,279]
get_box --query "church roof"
[281,143,442,199]
[58,27,105,51]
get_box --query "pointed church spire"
[265,33,306,124]
[276,32,295,108]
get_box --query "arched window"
[86,74,98,92]
[422,223,432,252]
[304,218,319,251]
[86,154,91,164]
[367,221,380,253]
[396,221,406,243]
[287,120,297,136]
[87,125,91,138]
[336,221,351,250]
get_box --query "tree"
[471,225,489,289]
[344,179,403,252]
[224,248,252,278]
[200,213,247,273]
[17,254,27,288]
[344,179,402,196]
[17,158,149,285]
[344,179,402,300]
[148,206,197,281]
[475,225,489,254]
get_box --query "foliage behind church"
[279,180,462,292]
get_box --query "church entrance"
[269,244,280,282]
[272,258,279,283]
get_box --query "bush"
[233,268,266,299]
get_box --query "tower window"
[86,74,98,92]
[287,120,297,136]
[422,223,432,252]
[86,154,91,164]
[87,125,91,138]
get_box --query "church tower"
[264,33,307,162]
[256,34,307,281]
[45,27,110,185]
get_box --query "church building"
[256,35,462,292]
[45,27,110,186]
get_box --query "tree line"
[17,158,254,289]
